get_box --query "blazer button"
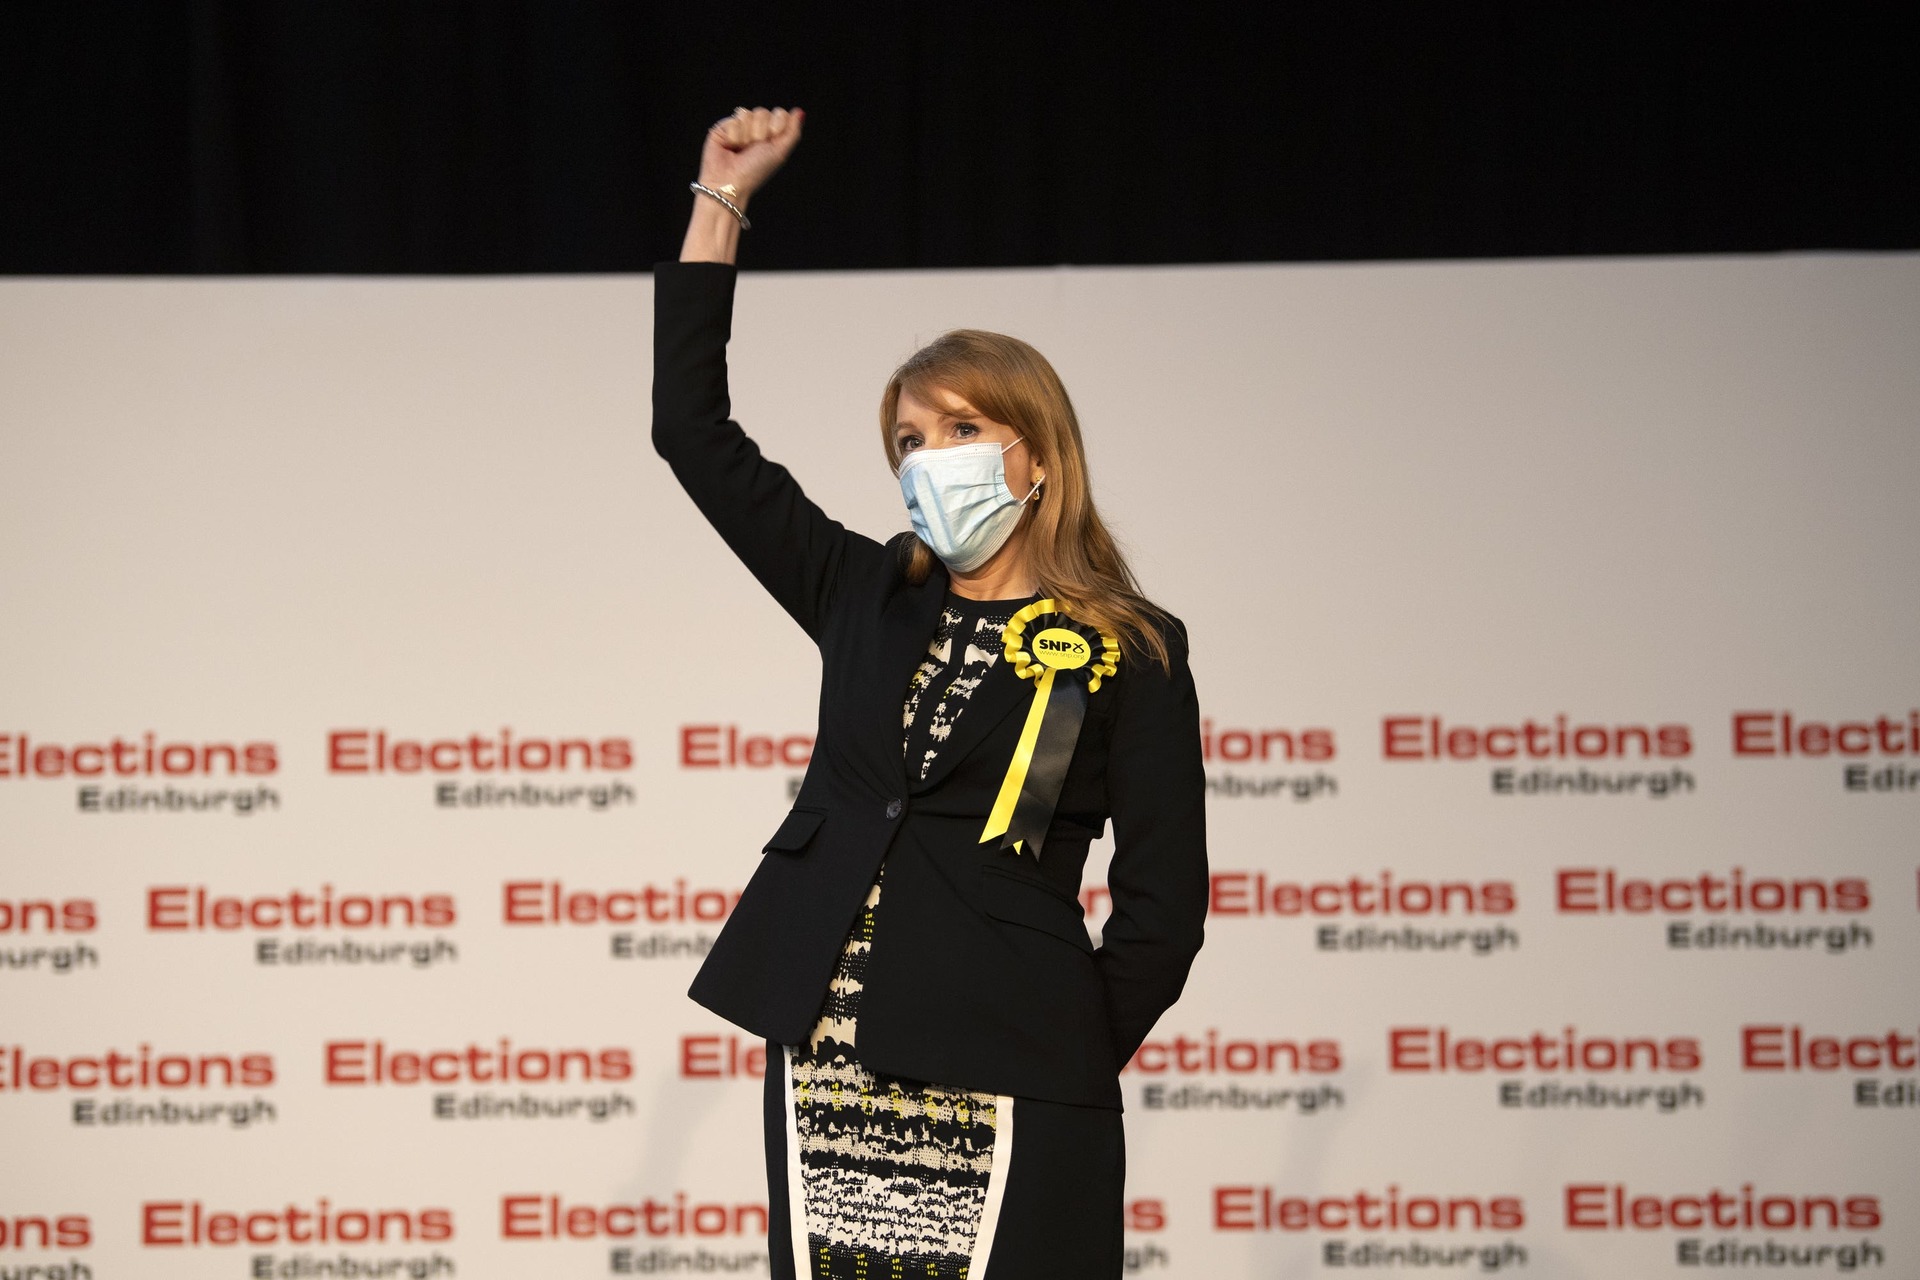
[885,798,903,819]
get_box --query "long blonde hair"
[879,328,1172,671]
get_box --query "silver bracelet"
[689,181,751,230]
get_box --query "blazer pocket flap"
[762,806,826,855]
[981,870,1094,953]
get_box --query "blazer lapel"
[876,568,951,764]
[907,617,1034,793]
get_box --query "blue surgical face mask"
[896,436,1042,573]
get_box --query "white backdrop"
[3,251,1917,1278]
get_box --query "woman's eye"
[899,436,922,451]
[954,422,978,438]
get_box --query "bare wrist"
[679,197,742,264]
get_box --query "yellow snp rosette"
[980,599,1120,859]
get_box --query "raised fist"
[696,106,804,208]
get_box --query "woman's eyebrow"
[895,406,982,433]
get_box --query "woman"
[654,105,1208,1280]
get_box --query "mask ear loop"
[1004,439,1042,504]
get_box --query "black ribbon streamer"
[984,610,1113,860]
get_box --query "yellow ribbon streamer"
[981,665,1056,853]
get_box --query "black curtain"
[4,3,1914,273]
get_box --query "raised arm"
[653,106,881,639]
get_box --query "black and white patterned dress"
[781,593,1029,1278]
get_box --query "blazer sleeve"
[1096,615,1210,1065]
[650,259,883,640]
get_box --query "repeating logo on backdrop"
[147,884,460,971]
[1,895,97,976]
[0,731,279,816]
[1208,869,1520,956]
[328,727,636,811]
[1124,1028,1344,1115]
[1201,718,1338,803]
[1383,713,1695,799]
[1557,866,1874,955]
[1734,709,1920,794]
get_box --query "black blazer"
[651,260,1208,1110]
